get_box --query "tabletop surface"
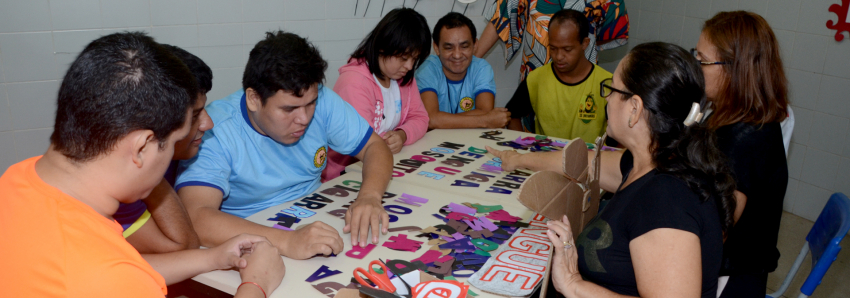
[191,129,576,298]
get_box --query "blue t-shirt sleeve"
[316,87,373,156]
[471,58,497,97]
[415,56,442,95]
[175,129,232,196]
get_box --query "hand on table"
[281,221,344,259]
[343,195,389,247]
[382,130,407,154]
[546,215,584,298]
[239,240,285,296]
[209,233,272,270]
[484,107,511,128]
[485,145,522,172]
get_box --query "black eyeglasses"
[690,48,727,65]
[600,78,633,98]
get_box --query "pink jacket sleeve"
[323,70,379,182]
[397,79,430,145]
[333,70,381,133]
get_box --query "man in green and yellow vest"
[506,9,612,143]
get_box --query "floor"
[173,211,850,298]
[767,212,850,298]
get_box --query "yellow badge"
[313,146,327,168]
[459,97,474,112]
[578,94,597,124]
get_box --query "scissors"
[354,260,397,294]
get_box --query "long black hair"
[620,42,737,233]
[350,8,431,86]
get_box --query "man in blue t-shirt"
[115,45,213,254]
[415,12,511,129]
[177,31,394,259]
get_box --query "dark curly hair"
[243,31,327,104]
[620,42,737,233]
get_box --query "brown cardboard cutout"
[517,135,606,236]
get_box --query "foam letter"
[394,193,429,207]
[305,265,342,282]
[485,186,512,194]
[435,167,462,175]
[418,171,445,180]
[450,180,479,187]
[384,205,412,215]
[344,243,376,259]
[281,205,316,218]
[383,234,424,252]
[437,142,465,150]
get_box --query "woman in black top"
[542,42,737,298]
[694,11,790,297]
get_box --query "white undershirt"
[374,74,402,134]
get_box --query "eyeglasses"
[600,78,634,98]
[690,48,727,65]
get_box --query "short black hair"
[162,44,213,94]
[433,12,477,44]
[243,31,327,104]
[549,9,589,42]
[351,8,430,86]
[51,32,196,163]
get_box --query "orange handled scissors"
[354,260,397,293]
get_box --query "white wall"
[0,0,521,172]
[607,0,850,221]
[2,0,846,222]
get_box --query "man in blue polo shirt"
[415,12,511,129]
[177,31,394,259]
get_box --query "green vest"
[528,63,612,143]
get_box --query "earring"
[628,109,636,128]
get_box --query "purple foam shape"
[480,164,503,173]
[272,224,293,231]
[446,203,477,215]
[439,239,476,250]
[478,217,500,231]
[514,136,535,146]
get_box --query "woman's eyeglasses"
[600,78,634,98]
[690,48,727,65]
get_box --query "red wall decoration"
[827,0,850,41]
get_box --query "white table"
[345,128,575,203]
[191,129,573,297]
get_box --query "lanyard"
[446,76,466,114]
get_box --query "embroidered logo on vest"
[313,146,327,168]
[460,97,474,112]
[578,94,598,123]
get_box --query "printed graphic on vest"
[314,146,327,168]
[578,94,598,123]
[459,97,474,112]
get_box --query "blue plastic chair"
[767,193,850,298]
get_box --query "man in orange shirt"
[0,32,284,298]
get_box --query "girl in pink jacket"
[322,8,431,181]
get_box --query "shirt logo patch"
[314,146,327,168]
[460,97,474,112]
[578,94,598,123]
